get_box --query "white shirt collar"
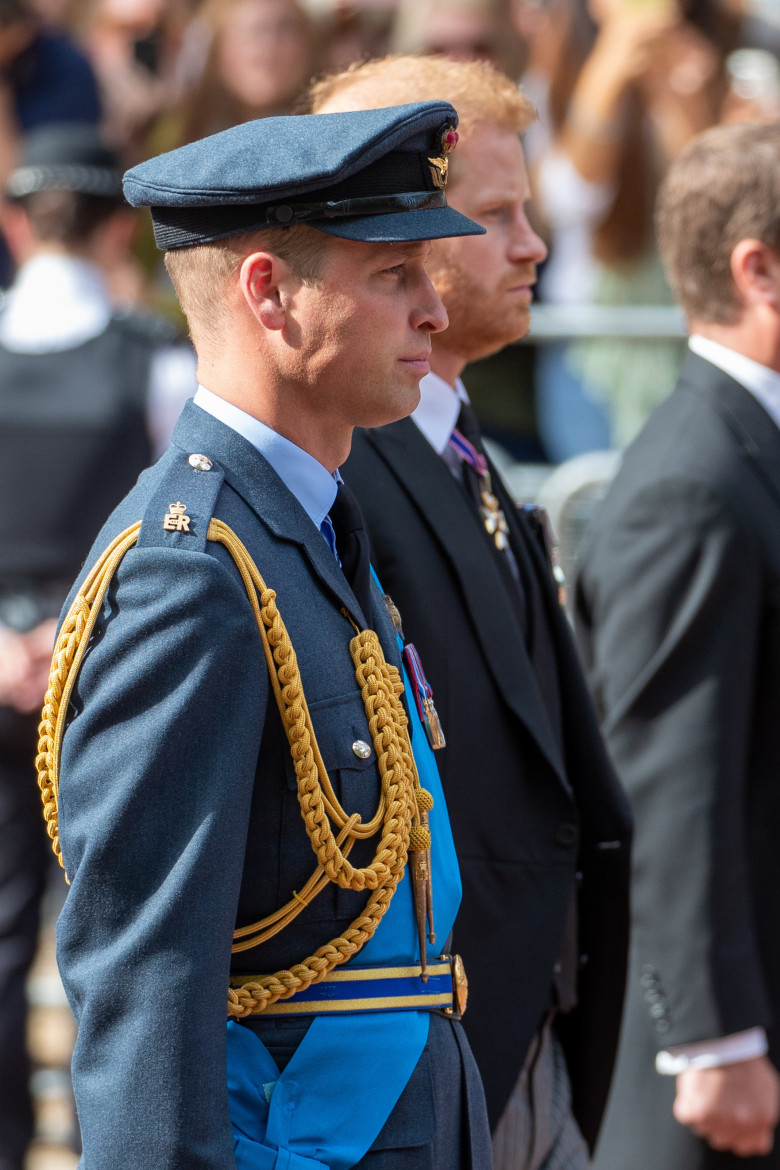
[689,335,780,431]
[193,385,339,529]
[411,370,470,454]
[0,252,112,352]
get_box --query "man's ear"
[240,251,292,331]
[731,239,780,311]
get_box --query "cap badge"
[428,156,448,190]
[163,501,192,533]
[428,124,458,191]
[441,127,459,154]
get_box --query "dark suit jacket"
[576,351,780,1169]
[55,401,489,1169]
[343,417,631,1146]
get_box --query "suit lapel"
[362,418,567,785]
[171,400,368,626]
[682,351,780,511]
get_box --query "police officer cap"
[5,124,123,201]
[123,101,485,250]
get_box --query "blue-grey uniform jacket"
[54,401,489,1169]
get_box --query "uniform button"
[351,740,371,759]
[189,453,213,471]
[555,824,579,848]
[552,961,562,975]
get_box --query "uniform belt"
[230,954,468,1018]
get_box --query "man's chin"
[357,384,422,431]
[456,310,532,364]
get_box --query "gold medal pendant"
[422,696,446,751]
[479,474,510,551]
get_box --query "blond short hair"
[657,121,780,325]
[306,55,535,150]
[164,223,327,348]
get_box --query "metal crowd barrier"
[519,304,687,341]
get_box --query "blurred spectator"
[575,118,780,1170]
[391,0,523,75]
[0,0,101,284]
[515,0,737,458]
[82,0,200,157]
[0,125,195,1170]
[177,0,317,143]
[314,4,395,77]
[26,0,88,31]
[0,0,100,183]
[0,0,100,135]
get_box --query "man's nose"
[415,276,449,334]
[509,213,548,265]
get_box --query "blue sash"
[227,574,461,1169]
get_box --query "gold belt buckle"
[441,953,468,1020]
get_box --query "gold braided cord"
[229,817,359,952]
[208,519,426,1016]
[36,523,143,873]
[35,518,429,1018]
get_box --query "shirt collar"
[0,252,112,352]
[193,385,339,528]
[689,335,780,431]
[410,370,470,454]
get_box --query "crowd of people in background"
[2,1,780,1168]
[0,0,776,456]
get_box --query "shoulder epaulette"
[137,450,224,555]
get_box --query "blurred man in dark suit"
[576,120,780,1168]
[309,56,632,1170]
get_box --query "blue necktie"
[320,513,340,564]
[327,483,372,621]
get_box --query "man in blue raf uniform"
[40,105,493,1168]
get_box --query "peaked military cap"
[6,123,123,200]
[123,101,484,249]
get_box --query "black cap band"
[152,188,447,249]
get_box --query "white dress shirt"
[656,334,776,1076]
[411,369,472,482]
[193,386,339,533]
[0,252,197,457]
[689,333,780,431]
[410,369,467,453]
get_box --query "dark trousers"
[0,710,48,1170]
[245,1013,494,1169]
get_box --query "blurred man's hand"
[0,619,57,713]
[674,1056,780,1157]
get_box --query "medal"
[402,643,446,751]
[479,472,510,551]
[449,428,511,552]
[383,593,404,638]
[522,504,567,607]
